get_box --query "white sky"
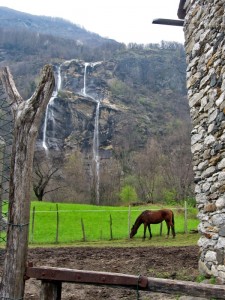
[0,0,184,45]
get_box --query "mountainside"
[0,7,119,47]
[0,8,193,204]
[36,50,188,153]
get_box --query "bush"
[162,189,177,205]
[119,185,138,204]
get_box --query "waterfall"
[93,101,100,205]
[82,62,101,205]
[82,62,89,96]
[42,60,101,204]
[42,65,61,151]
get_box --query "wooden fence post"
[184,201,188,234]
[56,204,59,244]
[0,65,54,299]
[109,214,113,240]
[128,205,131,238]
[31,206,36,243]
[40,281,62,300]
[81,218,86,241]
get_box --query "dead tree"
[33,158,60,201]
[0,65,54,299]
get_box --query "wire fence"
[27,205,199,244]
[0,81,13,275]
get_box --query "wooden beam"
[177,0,186,19]
[26,266,148,288]
[26,266,225,299]
[152,18,184,27]
[146,277,225,299]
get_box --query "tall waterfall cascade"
[42,59,76,151]
[42,65,62,151]
[81,62,101,205]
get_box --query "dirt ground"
[5,245,199,300]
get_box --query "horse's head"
[130,225,137,238]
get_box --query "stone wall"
[183,0,225,282]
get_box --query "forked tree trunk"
[0,65,55,299]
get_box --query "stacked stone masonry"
[184,0,225,282]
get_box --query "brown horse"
[130,209,175,240]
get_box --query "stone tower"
[178,0,225,282]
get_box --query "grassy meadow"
[21,201,200,246]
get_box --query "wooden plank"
[152,18,184,26]
[26,267,148,288]
[147,277,225,299]
[26,266,225,299]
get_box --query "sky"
[0,0,184,45]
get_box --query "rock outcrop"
[37,59,125,159]
[37,53,188,161]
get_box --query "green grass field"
[23,201,200,245]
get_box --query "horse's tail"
[172,211,175,226]
[171,210,176,237]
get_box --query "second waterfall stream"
[81,62,101,205]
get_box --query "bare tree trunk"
[0,65,55,299]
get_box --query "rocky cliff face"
[37,60,125,160]
[37,50,188,161]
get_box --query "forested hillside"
[0,7,194,205]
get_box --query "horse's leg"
[166,221,170,238]
[147,224,152,239]
[143,224,147,241]
[167,220,176,238]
